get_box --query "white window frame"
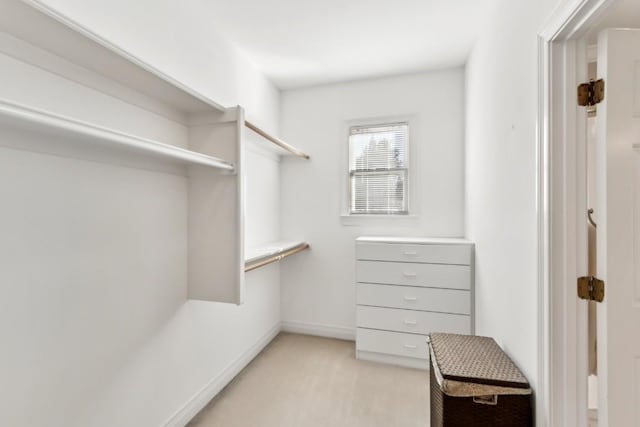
[340,115,418,224]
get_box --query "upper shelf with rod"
[244,120,310,159]
[0,0,239,172]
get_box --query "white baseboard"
[281,320,355,341]
[162,324,280,427]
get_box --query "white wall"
[280,70,465,336]
[0,1,283,426]
[464,0,563,406]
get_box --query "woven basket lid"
[428,333,530,389]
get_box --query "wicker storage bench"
[428,333,532,427]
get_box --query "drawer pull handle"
[404,319,417,325]
[403,251,418,256]
[403,272,417,278]
[403,344,418,349]
[403,296,417,301]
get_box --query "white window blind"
[348,122,409,215]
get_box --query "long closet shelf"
[245,241,310,272]
[245,120,310,159]
[6,0,226,116]
[0,99,236,171]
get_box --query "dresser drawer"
[356,242,471,265]
[357,305,470,335]
[356,260,470,290]
[356,328,429,360]
[356,283,470,314]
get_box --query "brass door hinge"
[577,276,605,302]
[578,79,605,107]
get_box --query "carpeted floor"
[187,332,429,427]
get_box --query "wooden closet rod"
[244,120,310,159]
[245,242,310,272]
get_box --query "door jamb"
[538,0,616,425]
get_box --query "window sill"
[340,214,419,226]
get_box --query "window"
[348,122,409,215]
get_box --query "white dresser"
[355,236,474,369]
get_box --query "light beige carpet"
[188,333,429,427]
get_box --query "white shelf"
[245,241,310,272]
[0,99,235,171]
[3,0,225,116]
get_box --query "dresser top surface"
[356,236,474,245]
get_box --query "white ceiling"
[202,0,497,89]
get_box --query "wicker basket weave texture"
[429,333,532,426]
[430,359,532,427]
[429,333,529,389]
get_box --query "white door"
[596,28,640,427]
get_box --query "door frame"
[537,0,617,425]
